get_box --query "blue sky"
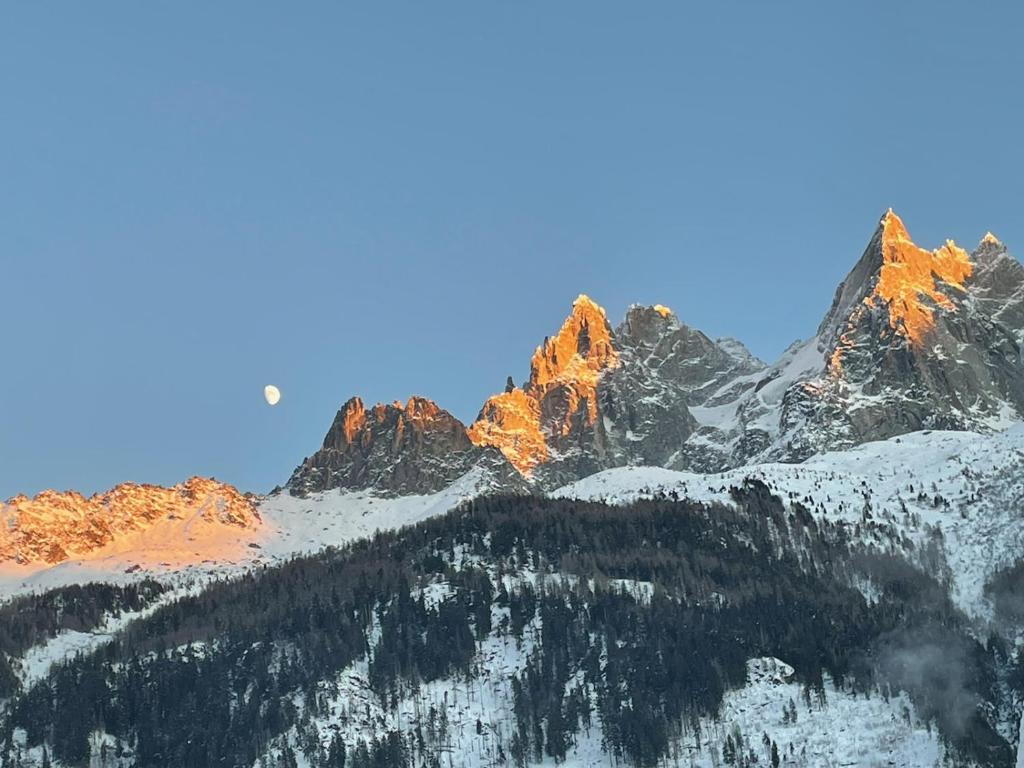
[3,2,1023,497]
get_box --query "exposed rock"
[719,209,1024,464]
[468,295,619,478]
[600,304,764,475]
[468,297,766,486]
[288,396,516,496]
[285,209,1024,495]
[0,477,259,565]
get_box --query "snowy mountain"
[0,478,264,596]
[5,475,1022,767]
[3,209,1024,767]
[283,210,1024,496]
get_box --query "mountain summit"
[0,477,260,568]
[285,210,1024,496]
[755,208,1024,460]
[287,396,513,496]
[468,294,619,476]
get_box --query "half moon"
[264,385,281,406]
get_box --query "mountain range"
[3,209,1024,768]
[287,208,1024,497]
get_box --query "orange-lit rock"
[467,388,548,474]
[289,395,500,495]
[0,477,260,565]
[869,209,973,346]
[468,295,620,474]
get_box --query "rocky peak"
[322,396,368,450]
[527,294,619,393]
[870,209,973,347]
[818,209,973,358]
[468,295,621,474]
[614,304,764,407]
[289,395,505,496]
[284,210,1024,496]
[970,231,1024,339]
[618,303,683,347]
[0,477,259,566]
[734,210,1024,464]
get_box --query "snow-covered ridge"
[555,425,1024,618]
[0,466,494,602]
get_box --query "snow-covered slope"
[0,467,493,602]
[556,425,1024,618]
[256,566,946,768]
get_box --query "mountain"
[290,296,765,495]
[733,209,1024,463]
[7,461,1023,767]
[466,296,763,486]
[286,209,1023,498]
[287,396,519,496]
[4,209,1024,767]
[0,477,261,572]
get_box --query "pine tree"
[723,735,736,766]
[327,734,346,767]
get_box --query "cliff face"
[770,210,1024,460]
[467,295,620,477]
[287,396,516,496]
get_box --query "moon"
[263,385,281,406]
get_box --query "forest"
[1,482,1018,767]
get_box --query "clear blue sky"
[4,2,1023,497]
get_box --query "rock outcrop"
[288,396,515,496]
[468,295,621,482]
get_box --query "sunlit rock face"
[0,477,259,566]
[293,296,760,494]
[740,209,1024,463]
[468,295,620,477]
[288,396,514,496]
[469,296,765,485]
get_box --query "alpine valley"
[4,210,1024,768]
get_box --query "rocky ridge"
[286,209,1024,496]
[0,477,260,565]
[287,396,520,496]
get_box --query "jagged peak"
[398,395,449,420]
[469,295,620,475]
[3,476,250,507]
[327,397,368,448]
[530,295,618,389]
[880,207,909,240]
[820,209,975,374]
[981,231,1003,247]
[571,293,608,317]
[327,395,457,445]
[623,302,679,323]
[617,304,685,346]
[873,210,972,346]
